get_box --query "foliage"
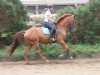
[0,43,100,61]
[0,0,100,61]
[0,0,27,46]
[56,0,100,44]
[56,6,75,16]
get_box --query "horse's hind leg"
[32,42,48,62]
[24,43,32,64]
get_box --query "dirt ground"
[0,58,100,75]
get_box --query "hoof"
[58,54,65,59]
[45,59,50,63]
[69,56,73,60]
[26,62,30,65]
[59,54,64,58]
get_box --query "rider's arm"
[47,15,54,23]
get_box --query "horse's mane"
[55,14,72,24]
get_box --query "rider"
[43,4,56,41]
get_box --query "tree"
[56,0,100,44]
[0,0,27,46]
[76,0,100,44]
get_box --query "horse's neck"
[56,16,70,37]
[57,20,69,34]
[57,25,67,37]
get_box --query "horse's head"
[68,15,77,33]
[55,14,76,33]
[55,14,77,35]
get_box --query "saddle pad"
[41,27,50,34]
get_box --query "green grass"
[0,43,100,61]
[69,44,100,58]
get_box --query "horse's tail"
[8,31,25,56]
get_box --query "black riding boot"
[50,29,55,41]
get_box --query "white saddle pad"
[41,27,50,34]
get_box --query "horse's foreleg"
[33,42,48,62]
[59,40,68,51]
[59,41,73,59]
[24,44,32,64]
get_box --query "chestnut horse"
[8,14,76,64]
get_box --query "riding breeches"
[43,22,56,38]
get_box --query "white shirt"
[44,9,52,22]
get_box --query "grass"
[0,43,100,61]
[69,44,100,58]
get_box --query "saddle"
[41,26,56,42]
[41,27,50,35]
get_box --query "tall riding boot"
[50,29,55,41]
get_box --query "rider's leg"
[44,22,55,40]
[50,29,56,41]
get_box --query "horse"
[8,14,76,64]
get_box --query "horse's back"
[24,27,41,38]
[25,27,42,33]
[24,27,50,43]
